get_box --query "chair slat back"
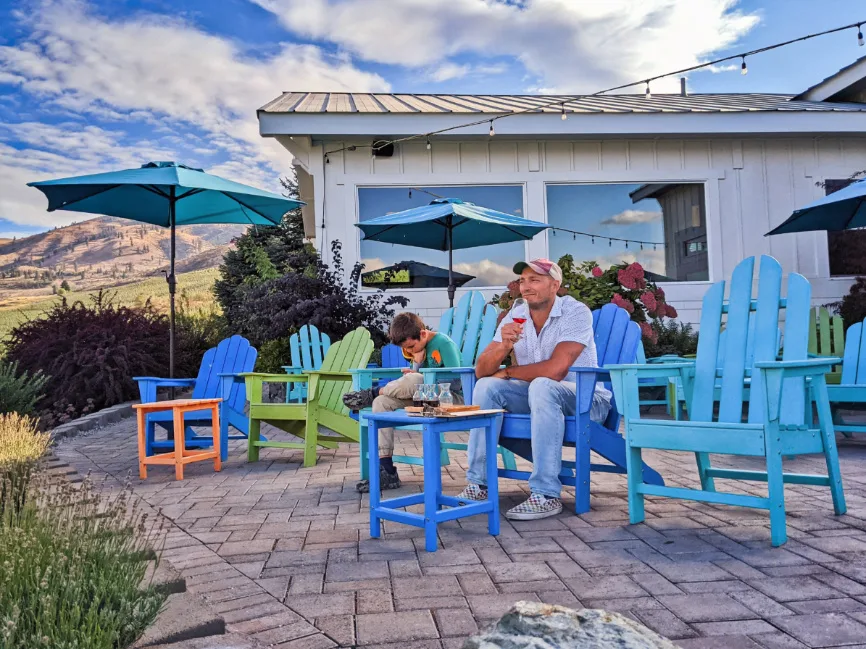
[191,335,257,410]
[841,322,866,385]
[319,327,374,414]
[593,303,633,367]
[381,344,409,369]
[691,256,810,425]
[439,291,497,366]
[290,325,331,372]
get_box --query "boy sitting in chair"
[344,312,462,492]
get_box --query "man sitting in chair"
[456,258,612,521]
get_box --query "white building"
[257,61,866,324]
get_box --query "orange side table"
[133,398,222,480]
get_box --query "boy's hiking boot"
[356,466,401,493]
[343,388,375,411]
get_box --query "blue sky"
[1,0,864,242]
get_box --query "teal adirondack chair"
[282,325,331,402]
[134,335,258,461]
[354,291,516,478]
[608,256,846,547]
[827,320,866,436]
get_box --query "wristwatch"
[504,367,511,380]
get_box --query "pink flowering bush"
[557,255,678,344]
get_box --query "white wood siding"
[314,137,866,326]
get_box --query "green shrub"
[827,277,866,332]
[0,474,165,648]
[0,413,50,521]
[642,318,699,358]
[0,361,49,416]
[256,336,293,374]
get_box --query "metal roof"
[260,92,866,115]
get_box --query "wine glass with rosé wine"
[510,298,528,340]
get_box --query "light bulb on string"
[645,82,651,99]
[625,241,629,249]
[591,236,595,245]
[426,138,431,150]
[609,239,612,247]
[654,244,658,251]
[561,104,567,121]
[573,233,576,240]
[859,24,864,46]
[325,155,330,164]
[741,56,748,75]
[489,120,495,137]
[408,190,413,199]
[640,242,644,250]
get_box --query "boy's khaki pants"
[372,372,463,456]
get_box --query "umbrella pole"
[446,217,455,308]
[169,189,177,381]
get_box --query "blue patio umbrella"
[766,178,866,235]
[355,198,549,306]
[28,161,304,376]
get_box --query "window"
[358,185,525,288]
[826,178,866,276]
[546,183,709,282]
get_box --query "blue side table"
[365,410,502,552]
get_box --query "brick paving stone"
[631,572,683,595]
[771,612,866,647]
[277,632,338,648]
[569,576,648,600]
[786,598,866,614]
[314,614,354,646]
[748,632,809,649]
[355,610,439,645]
[693,620,777,636]
[388,559,422,577]
[487,562,558,583]
[658,593,758,623]
[357,589,394,614]
[676,636,764,648]
[457,573,497,596]
[232,611,305,634]
[221,600,287,624]
[434,608,479,637]
[325,560,389,582]
[395,596,468,611]
[323,578,390,593]
[680,580,754,594]
[251,621,320,646]
[290,593,355,618]
[633,609,697,640]
[218,539,276,556]
[467,593,540,620]
[392,576,462,598]
[748,577,840,603]
[582,596,664,613]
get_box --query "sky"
[1,0,865,243]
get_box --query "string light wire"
[323,20,865,160]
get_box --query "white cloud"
[251,0,759,92]
[430,63,472,82]
[360,257,388,272]
[589,248,667,276]
[601,209,662,226]
[0,0,388,227]
[454,259,514,286]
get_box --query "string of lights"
[323,19,866,163]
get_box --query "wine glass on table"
[510,298,529,340]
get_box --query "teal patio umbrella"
[766,178,866,235]
[28,161,304,376]
[356,198,549,306]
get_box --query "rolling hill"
[0,216,244,307]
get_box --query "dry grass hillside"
[0,216,243,307]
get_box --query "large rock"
[462,602,678,649]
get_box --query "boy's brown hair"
[389,312,426,345]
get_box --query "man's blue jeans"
[466,377,611,498]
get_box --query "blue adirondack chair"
[608,256,846,547]
[282,325,331,402]
[827,320,866,436]
[134,335,258,461]
[460,303,664,513]
[635,343,674,413]
[354,291,516,478]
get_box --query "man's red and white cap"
[513,258,563,282]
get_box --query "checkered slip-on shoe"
[505,493,563,520]
[456,484,488,503]
[343,388,375,411]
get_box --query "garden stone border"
[51,400,137,441]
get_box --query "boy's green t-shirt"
[402,332,462,368]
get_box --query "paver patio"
[55,415,866,649]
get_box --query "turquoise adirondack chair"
[608,256,846,547]
[635,343,675,413]
[134,335,258,461]
[827,320,866,436]
[282,325,331,402]
[459,303,664,513]
[354,291,517,478]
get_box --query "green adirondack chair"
[809,306,845,385]
[609,255,846,547]
[244,327,373,467]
